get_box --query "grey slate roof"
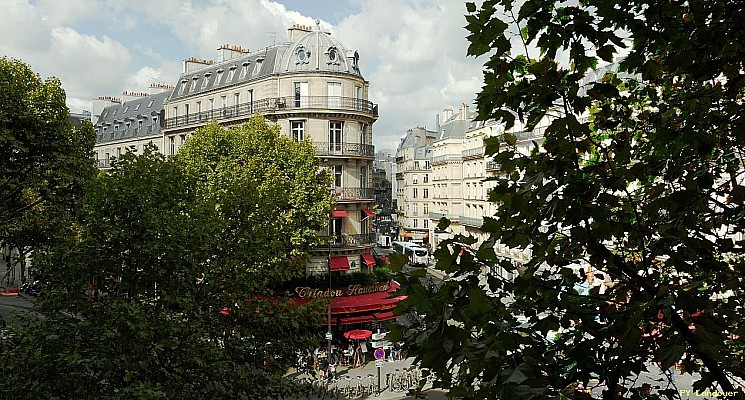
[94,91,171,144]
[169,28,363,102]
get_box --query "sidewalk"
[287,356,450,399]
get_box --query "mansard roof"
[169,27,364,101]
[95,91,170,144]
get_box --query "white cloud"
[1,0,487,150]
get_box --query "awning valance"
[330,256,350,271]
[331,282,406,314]
[331,210,348,218]
[362,209,375,217]
[374,311,396,322]
[361,252,376,267]
[340,314,376,325]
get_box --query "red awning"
[362,209,375,217]
[331,210,348,218]
[330,256,350,271]
[374,311,396,322]
[340,315,376,325]
[361,252,376,267]
[331,281,406,314]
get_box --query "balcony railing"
[313,142,375,158]
[165,96,378,129]
[329,233,376,248]
[431,154,462,165]
[395,172,404,180]
[486,161,502,171]
[462,146,485,159]
[333,187,375,201]
[98,159,112,169]
[459,216,484,228]
[429,212,444,220]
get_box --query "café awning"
[361,252,376,267]
[329,256,350,271]
[331,282,406,314]
[374,311,396,322]
[331,210,348,218]
[362,209,375,217]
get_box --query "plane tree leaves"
[396,1,745,399]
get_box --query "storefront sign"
[294,282,391,299]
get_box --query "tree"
[0,117,334,399]
[393,1,745,399]
[0,57,96,281]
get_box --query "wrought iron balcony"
[316,233,376,249]
[486,161,502,171]
[459,216,484,228]
[462,146,485,159]
[313,142,375,158]
[164,95,378,129]
[333,187,375,201]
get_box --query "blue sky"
[2,0,485,151]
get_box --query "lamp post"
[326,236,332,366]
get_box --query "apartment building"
[92,22,379,276]
[394,126,436,245]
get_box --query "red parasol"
[344,329,372,340]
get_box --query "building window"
[202,73,211,89]
[424,203,429,215]
[296,46,309,64]
[214,70,223,87]
[328,82,341,108]
[221,96,227,115]
[424,174,429,183]
[424,219,429,229]
[413,219,418,228]
[173,106,178,122]
[294,82,308,107]
[413,174,418,184]
[360,123,367,144]
[247,89,254,112]
[413,188,418,198]
[360,166,367,188]
[240,62,250,79]
[227,67,236,82]
[137,120,143,133]
[253,59,263,75]
[116,147,121,157]
[169,136,175,155]
[413,203,419,216]
[291,120,305,141]
[178,79,187,95]
[152,116,158,126]
[184,104,189,123]
[234,93,240,112]
[196,101,201,115]
[329,121,343,152]
[424,188,429,198]
[329,218,343,244]
[189,77,198,92]
[208,98,214,118]
[332,165,342,187]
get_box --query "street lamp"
[326,236,332,366]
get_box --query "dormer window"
[352,51,359,70]
[239,62,250,79]
[296,46,310,64]
[178,79,188,95]
[326,46,340,65]
[134,103,140,111]
[253,59,263,75]
[213,70,224,87]
[123,105,129,113]
[147,99,154,108]
[190,76,198,92]
[202,72,211,89]
[227,66,236,82]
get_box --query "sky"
[1,0,486,153]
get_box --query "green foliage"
[0,118,333,398]
[395,2,745,399]
[0,57,96,253]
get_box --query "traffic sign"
[374,347,385,360]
